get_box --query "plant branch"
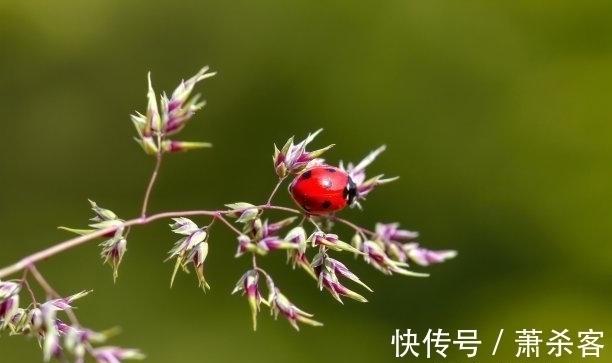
[0,204,303,280]
[214,214,243,235]
[140,150,163,218]
[260,204,301,214]
[332,216,377,238]
[20,269,38,305]
[265,177,285,205]
[28,264,81,325]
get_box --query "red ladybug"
[288,166,357,215]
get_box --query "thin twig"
[0,209,231,279]
[265,177,285,205]
[307,216,323,232]
[332,216,377,238]
[214,213,243,235]
[20,269,38,305]
[28,265,59,298]
[28,265,81,326]
[0,204,302,280]
[258,204,301,214]
[140,150,163,219]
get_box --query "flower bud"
[236,208,261,224]
[160,140,212,153]
[100,237,127,283]
[89,200,118,222]
[134,136,159,155]
[405,245,457,266]
[232,270,263,330]
[273,129,334,178]
[192,241,210,290]
[312,254,371,303]
[0,281,20,301]
[0,294,19,328]
[269,287,323,331]
[92,346,145,362]
[361,241,429,277]
[146,72,162,133]
[168,219,210,289]
[264,217,297,236]
[311,231,361,254]
[170,217,200,235]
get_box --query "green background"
[1,1,610,362]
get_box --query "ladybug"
[288,165,357,215]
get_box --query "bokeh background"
[1,1,611,362]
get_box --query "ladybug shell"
[288,166,356,215]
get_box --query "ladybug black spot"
[326,168,336,173]
[322,200,332,209]
[300,170,312,179]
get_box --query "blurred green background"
[1,0,611,362]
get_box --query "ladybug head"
[344,176,357,206]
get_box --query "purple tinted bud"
[92,346,145,363]
[311,231,360,254]
[257,236,296,252]
[55,319,72,334]
[312,254,370,303]
[375,222,419,241]
[131,67,214,156]
[158,66,215,136]
[191,241,209,267]
[0,281,20,307]
[167,99,182,113]
[273,129,334,178]
[161,140,212,153]
[9,308,27,328]
[285,226,307,253]
[29,307,43,330]
[41,291,91,313]
[41,312,61,361]
[269,287,323,331]
[232,270,263,330]
[285,226,306,244]
[100,237,127,282]
[338,146,398,204]
[168,220,211,290]
[341,145,386,186]
[312,231,338,246]
[0,294,19,324]
[361,241,429,277]
[191,241,210,290]
[169,217,199,235]
[405,245,457,266]
[235,234,253,257]
[263,217,297,236]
